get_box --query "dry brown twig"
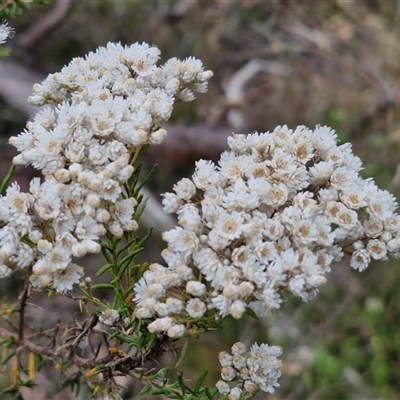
[0,316,144,381]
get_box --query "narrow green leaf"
[20,380,37,388]
[100,246,113,264]
[177,373,186,395]
[0,163,16,194]
[244,307,259,320]
[74,381,81,397]
[170,381,182,389]
[0,338,13,347]
[194,370,209,393]
[111,290,125,310]
[166,394,182,400]
[96,263,113,277]
[134,161,143,173]
[138,144,150,156]
[134,197,149,221]
[99,241,112,251]
[111,235,122,247]
[139,383,153,395]
[162,367,170,385]
[136,193,144,204]
[111,253,142,285]
[91,283,115,290]
[119,247,143,268]
[144,334,157,349]
[117,236,138,255]
[205,387,217,400]
[136,164,158,194]
[137,227,153,247]
[1,350,17,366]
[151,388,172,395]
[135,263,149,281]
[21,235,35,247]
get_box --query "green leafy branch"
[0,0,51,18]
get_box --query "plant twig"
[17,278,30,343]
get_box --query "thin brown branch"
[72,315,99,349]
[18,279,30,343]
[0,326,115,370]
[15,0,74,49]
[0,0,14,13]
[61,370,82,390]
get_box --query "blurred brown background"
[2,1,400,399]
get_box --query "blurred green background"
[2,1,400,399]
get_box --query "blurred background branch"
[15,0,72,49]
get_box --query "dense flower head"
[134,125,400,336]
[0,42,212,292]
[12,42,212,174]
[99,308,120,327]
[0,21,14,45]
[216,342,282,397]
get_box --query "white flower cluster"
[0,21,14,45]
[1,42,212,292]
[99,308,120,327]
[134,125,400,334]
[216,342,282,398]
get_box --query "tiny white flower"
[186,298,206,318]
[167,324,185,338]
[222,284,239,300]
[350,249,371,272]
[309,160,335,185]
[162,192,183,213]
[136,307,155,319]
[175,264,194,281]
[363,218,383,238]
[212,211,245,241]
[212,294,231,317]
[232,354,246,370]
[366,239,387,260]
[387,237,400,253]
[261,284,282,311]
[165,297,184,313]
[154,302,171,317]
[149,128,168,145]
[229,299,246,319]
[221,366,236,381]
[0,264,12,278]
[238,281,254,298]
[216,380,230,395]
[99,308,120,327]
[367,191,397,221]
[218,351,233,367]
[147,317,173,333]
[162,227,199,255]
[231,342,246,355]
[186,281,206,297]
[192,159,221,190]
[384,215,400,233]
[0,22,14,45]
[228,387,242,400]
[173,178,197,200]
[13,242,35,268]
[177,204,202,232]
[52,262,84,292]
